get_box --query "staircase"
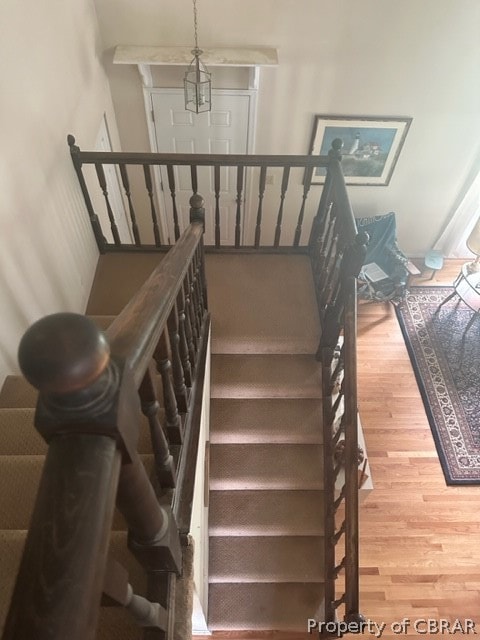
[206,254,325,630]
[0,251,326,635]
[0,143,365,638]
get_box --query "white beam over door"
[113,45,278,67]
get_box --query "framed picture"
[308,115,412,186]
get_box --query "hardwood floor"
[198,259,480,639]
[355,259,480,638]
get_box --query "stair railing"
[68,134,332,251]
[309,140,368,630]
[3,197,210,640]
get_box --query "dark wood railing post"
[153,331,184,444]
[67,135,106,253]
[138,366,176,489]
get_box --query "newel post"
[18,313,182,573]
[189,193,205,229]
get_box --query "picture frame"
[308,115,412,186]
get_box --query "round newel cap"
[189,194,205,210]
[18,313,110,395]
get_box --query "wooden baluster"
[154,330,183,444]
[176,285,193,387]
[197,241,208,312]
[179,279,197,376]
[166,165,181,241]
[95,162,121,245]
[193,249,205,319]
[189,193,208,313]
[190,165,198,194]
[184,268,199,352]
[102,557,168,631]
[68,135,106,253]
[143,164,161,247]
[255,166,267,248]
[274,166,290,247]
[167,303,188,413]
[138,367,176,488]
[189,260,202,340]
[294,165,313,246]
[235,165,244,248]
[214,165,221,247]
[118,163,141,246]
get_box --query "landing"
[206,253,320,355]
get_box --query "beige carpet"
[206,253,325,631]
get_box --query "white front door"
[150,89,251,246]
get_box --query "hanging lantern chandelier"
[184,0,212,113]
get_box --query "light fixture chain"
[193,0,199,51]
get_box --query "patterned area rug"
[396,287,480,485]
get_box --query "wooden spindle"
[184,269,199,353]
[138,368,176,489]
[334,556,346,578]
[214,165,221,247]
[68,135,106,253]
[117,456,182,572]
[294,165,313,246]
[154,331,183,444]
[95,162,121,245]
[274,166,290,247]
[167,303,188,413]
[166,165,181,241]
[179,279,197,376]
[102,557,168,631]
[189,260,202,340]
[143,164,161,247]
[176,286,193,387]
[255,166,267,248]
[190,165,198,194]
[235,165,244,248]
[118,163,141,245]
[334,519,346,543]
[197,241,208,311]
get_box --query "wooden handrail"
[106,221,203,388]
[342,278,361,623]
[71,148,331,169]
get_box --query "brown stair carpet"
[206,253,319,354]
[206,253,325,632]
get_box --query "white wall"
[94,0,480,256]
[0,0,120,385]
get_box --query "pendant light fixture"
[184,0,211,113]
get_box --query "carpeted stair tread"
[209,490,325,536]
[0,376,37,408]
[208,582,325,631]
[210,398,323,444]
[206,254,319,355]
[211,354,322,399]
[0,530,26,633]
[0,454,155,531]
[0,408,153,456]
[210,444,323,490]
[0,456,44,529]
[86,253,167,316]
[0,409,46,454]
[209,536,325,582]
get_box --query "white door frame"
[143,87,258,245]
